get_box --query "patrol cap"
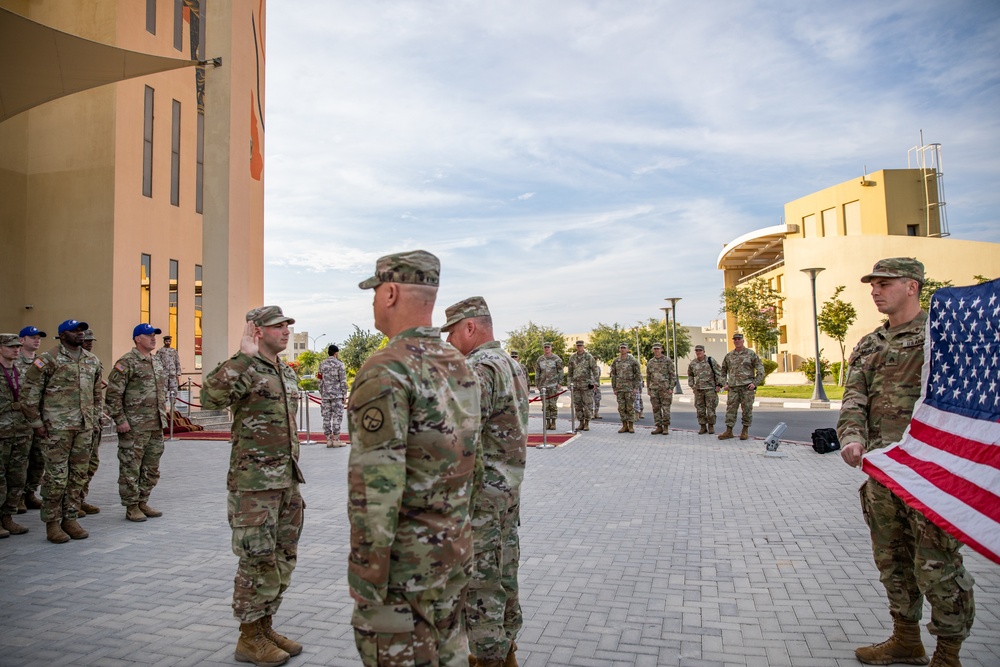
[19,326,46,338]
[58,320,88,335]
[82,329,96,341]
[543,341,552,348]
[510,351,519,359]
[732,333,744,340]
[441,296,491,332]
[359,250,440,289]
[652,342,663,349]
[246,306,295,327]
[619,343,628,349]
[861,257,925,284]
[0,334,23,347]
[575,340,585,346]
[133,323,162,338]
[694,344,705,351]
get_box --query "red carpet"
[172,431,575,447]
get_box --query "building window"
[803,213,817,238]
[907,224,919,236]
[169,259,179,344]
[822,207,837,236]
[173,0,183,51]
[194,264,203,370]
[196,112,204,213]
[171,99,181,206]
[143,86,154,197]
[844,200,861,236]
[776,274,783,292]
[779,325,788,345]
[141,254,152,323]
[146,0,156,34]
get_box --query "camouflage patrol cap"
[694,344,705,351]
[861,257,924,284]
[575,340,585,346]
[543,341,552,348]
[652,342,663,349]
[619,343,628,349]
[0,333,23,347]
[246,305,295,327]
[82,329,96,341]
[510,351,519,358]
[441,296,491,332]
[359,249,440,289]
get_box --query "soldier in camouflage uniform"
[443,296,529,667]
[717,333,765,441]
[610,343,641,433]
[646,343,676,435]
[318,344,348,448]
[591,379,603,419]
[202,305,305,667]
[348,251,481,667]
[16,325,46,512]
[77,330,104,515]
[156,335,182,392]
[509,351,529,386]
[105,324,168,522]
[838,258,974,667]
[1,334,32,537]
[686,344,722,434]
[567,340,599,431]
[20,320,102,544]
[534,342,563,431]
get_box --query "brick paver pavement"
[1,419,996,666]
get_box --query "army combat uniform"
[155,345,182,392]
[1,335,32,535]
[347,326,481,667]
[318,354,348,444]
[719,345,765,439]
[609,349,641,432]
[687,354,722,434]
[534,351,563,428]
[15,350,45,509]
[646,349,676,435]
[105,348,168,516]
[567,346,599,430]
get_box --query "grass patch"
[754,385,844,400]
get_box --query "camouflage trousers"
[648,384,673,427]
[23,433,44,493]
[615,389,636,421]
[228,485,304,623]
[466,496,522,662]
[117,429,165,506]
[82,425,101,498]
[0,433,31,515]
[724,385,755,428]
[353,564,470,667]
[321,396,346,436]
[592,384,602,412]
[571,384,593,422]
[540,385,559,420]
[39,429,92,522]
[860,478,975,637]
[692,388,719,425]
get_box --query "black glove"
[588,384,594,389]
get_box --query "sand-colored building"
[718,158,1000,374]
[0,1,264,383]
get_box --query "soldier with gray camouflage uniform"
[105,324,168,523]
[443,296,529,667]
[20,319,102,544]
[567,340,599,431]
[318,344,348,448]
[77,329,104,516]
[1,334,32,537]
[717,333,765,441]
[838,258,974,667]
[646,342,676,435]
[610,343,641,433]
[202,306,305,667]
[687,344,722,434]
[534,343,563,431]
[348,251,481,667]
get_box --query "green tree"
[588,322,630,364]
[974,274,993,284]
[720,278,784,355]
[340,325,386,377]
[919,276,953,312]
[817,285,857,386]
[633,317,691,362]
[504,321,566,377]
[293,350,325,378]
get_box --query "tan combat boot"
[662,425,669,435]
[61,518,88,539]
[708,424,715,434]
[618,422,628,433]
[79,501,101,515]
[24,491,42,509]
[16,497,26,513]
[326,434,335,448]
[2,514,29,535]
[260,615,302,656]
[0,525,8,538]
[126,505,147,522]
[740,426,750,440]
[651,425,663,435]
[698,425,708,434]
[627,421,635,433]
[235,619,289,667]
[138,502,163,517]
[581,419,589,431]
[718,427,735,440]
[46,521,70,543]
[928,636,963,667]
[855,617,928,665]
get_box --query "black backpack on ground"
[811,428,841,454]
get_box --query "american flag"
[862,279,1000,565]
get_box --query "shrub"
[299,378,319,392]
[830,361,845,386]
[800,357,830,383]
[759,359,778,386]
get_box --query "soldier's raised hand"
[240,321,260,358]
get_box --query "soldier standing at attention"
[347,250,480,667]
[156,334,182,394]
[443,296,529,667]
[0,334,32,537]
[591,376,603,419]
[717,333,765,441]
[16,325,46,512]
[20,320,102,544]
[317,344,348,448]
[201,306,305,667]
[610,343,641,433]
[646,342,676,435]
[687,344,722,434]
[105,324,168,523]
[509,351,528,387]
[534,342,563,431]
[77,330,104,516]
[566,340,599,431]
[838,258,974,666]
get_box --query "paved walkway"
[1,420,997,666]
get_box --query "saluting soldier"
[609,343,641,433]
[646,342,676,435]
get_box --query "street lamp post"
[665,298,683,394]
[308,333,326,352]
[800,268,829,402]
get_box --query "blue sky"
[263,1,1000,348]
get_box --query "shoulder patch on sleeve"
[114,362,126,373]
[33,358,46,369]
